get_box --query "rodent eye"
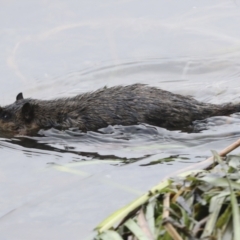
[1,112,11,121]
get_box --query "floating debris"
[94,139,240,240]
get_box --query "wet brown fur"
[0,84,239,135]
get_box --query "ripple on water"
[2,54,240,165]
[2,110,240,166]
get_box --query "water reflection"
[1,112,240,166]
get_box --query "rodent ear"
[16,93,24,101]
[22,102,34,121]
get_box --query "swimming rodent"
[0,84,239,135]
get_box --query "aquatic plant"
[94,139,240,240]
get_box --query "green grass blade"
[230,191,240,240]
[124,219,152,240]
[222,219,233,240]
[199,177,240,190]
[97,230,124,240]
[201,196,225,238]
[145,200,156,237]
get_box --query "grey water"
[1,1,240,239]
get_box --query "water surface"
[1,1,240,239]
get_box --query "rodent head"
[0,93,39,136]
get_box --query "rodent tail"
[218,103,240,116]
